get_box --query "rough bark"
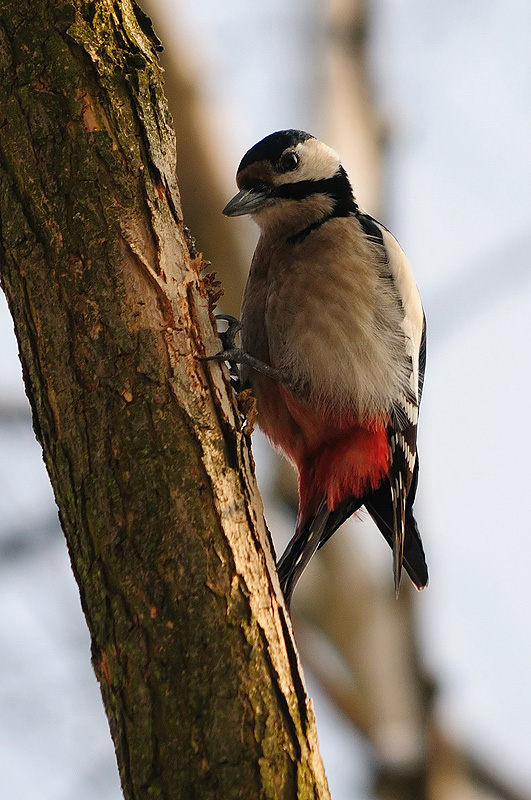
[0,2,330,798]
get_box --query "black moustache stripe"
[272,170,358,217]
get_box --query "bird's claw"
[201,315,243,386]
[202,314,298,393]
[215,314,242,351]
[201,347,243,365]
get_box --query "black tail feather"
[277,502,330,606]
[277,482,427,605]
[365,482,428,589]
[316,497,365,551]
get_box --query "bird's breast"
[242,217,415,424]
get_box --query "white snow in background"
[1,0,531,797]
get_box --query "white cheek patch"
[279,139,341,185]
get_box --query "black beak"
[222,187,272,217]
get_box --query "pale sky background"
[1,1,530,798]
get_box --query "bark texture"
[0,2,330,798]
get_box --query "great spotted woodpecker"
[211,129,427,604]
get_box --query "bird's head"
[223,130,357,232]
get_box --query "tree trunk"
[0,2,330,798]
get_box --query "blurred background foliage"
[1,1,531,798]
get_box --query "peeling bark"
[0,1,330,798]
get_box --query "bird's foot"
[202,314,297,392]
[202,314,244,387]
[215,314,242,351]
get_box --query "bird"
[213,129,427,605]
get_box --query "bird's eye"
[279,151,299,172]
